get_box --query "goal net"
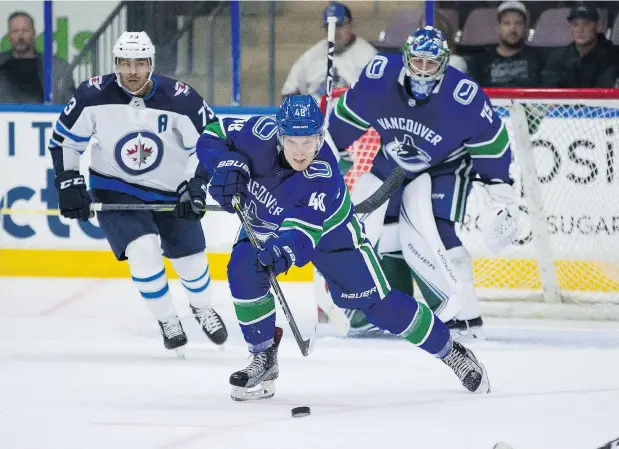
[323,87,619,320]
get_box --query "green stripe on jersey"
[334,94,371,131]
[465,122,509,158]
[280,218,323,248]
[203,119,226,139]
[401,302,435,346]
[323,189,352,235]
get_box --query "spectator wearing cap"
[0,11,74,103]
[470,1,542,87]
[542,5,618,88]
[281,2,376,102]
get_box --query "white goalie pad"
[398,173,462,322]
[350,172,389,246]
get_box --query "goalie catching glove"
[475,182,518,254]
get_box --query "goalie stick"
[232,195,315,357]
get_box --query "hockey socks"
[233,292,276,353]
[362,289,452,358]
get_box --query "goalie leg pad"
[399,174,463,322]
[350,172,390,246]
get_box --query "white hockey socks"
[126,234,176,322]
[170,252,212,310]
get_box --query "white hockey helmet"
[113,31,155,93]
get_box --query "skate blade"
[474,362,491,394]
[174,346,186,359]
[230,380,275,402]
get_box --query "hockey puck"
[291,406,311,418]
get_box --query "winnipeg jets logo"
[88,75,103,90]
[383,134,432,173]
[174,82,190,96]
[114,131,164,175]
[244,200,279,242]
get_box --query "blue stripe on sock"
[132,268,166,283]
[140,283,169,300]
[179,266,209,283]
[182,277,211,293]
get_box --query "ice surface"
[0,277,618,449]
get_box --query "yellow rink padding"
[1,250,617,292]
[0,249,313,281]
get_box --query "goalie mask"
[402,26,450,101]
[276,95,325,171]
[113,31,155,95]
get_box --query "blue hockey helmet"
[276,95,324,139]
[402,26,451,100]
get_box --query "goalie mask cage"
[323,87,619,320]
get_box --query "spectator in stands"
[0,11,74,103]
[469,1,541,87]
[542,5,618,88]
[281,2,376,102]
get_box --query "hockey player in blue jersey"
[196,94,490,401]
[328,26,519,339]
[49,32,227,355]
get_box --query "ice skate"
[446,316,486,340]
[230,327,282,401]
[158,317,188,358]
[190,305,228,345]
[442,340,491,393]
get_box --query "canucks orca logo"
[114,131,164,175]
[244,200,279,242]
[384,134,432,173]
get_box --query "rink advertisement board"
[1,105,618,294]
[0,105,314,280]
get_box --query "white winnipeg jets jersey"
[49,74,216,201]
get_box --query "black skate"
[446,316,485,340]
[442,340,490,393]
[158,317,188,358]
[190,305,228,345]
[229,327,283,401]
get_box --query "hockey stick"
[325,15,338,116]
[232,195,315,357]
[1,203,221,215]
[354,166,407,214]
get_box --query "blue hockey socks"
[362,289,452,358]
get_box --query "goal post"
[322,87,619,320]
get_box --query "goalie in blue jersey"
[328,26,520,339]
[196,94,490,401]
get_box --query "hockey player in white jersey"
[329,26,520,339]
[48,32,227,355]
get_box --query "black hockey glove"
[175,177,208,221]
[54,170,93,221]
[209,152,250,213]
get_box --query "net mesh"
[324,87,619,306]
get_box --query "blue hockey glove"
[54,170,93,221]
[175,177,208,220]
[257,238,295,276]
[208,152,250,213]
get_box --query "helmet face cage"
[113,31,156,94]
[276,95,325,152]
[402,26,451,100]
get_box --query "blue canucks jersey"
[196,116,357,267]
[49,74,216,202]
[328,53,512,184]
